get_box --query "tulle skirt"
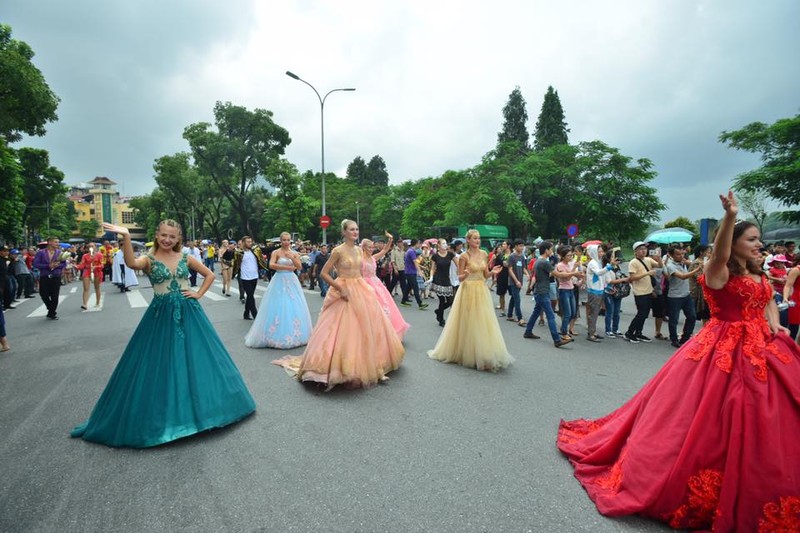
[427,279,513,371]
[557,324,800,531]
[363,274,410,340]
[71,294,256,447]
[244,271,312,349]
[273,278,404,390]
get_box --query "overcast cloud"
[4,0,799,224]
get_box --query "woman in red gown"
[557,192,800,532]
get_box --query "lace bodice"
[334,244,363,279]
[148,254,190,295]
[701,274,771,322]
[362,254,377,278]
[462,251,487,282]
[274,256,293,272]
[686,275,790,381]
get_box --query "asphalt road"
[0,276,677,533]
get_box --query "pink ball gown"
[361,254,409,340]
[557,274,800,531]
[273,244,404,390]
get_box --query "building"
[69,177,146,241]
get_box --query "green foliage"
[533,86,569,151]
[346,155,389,187]
[720,113,800,223]
[0,24,59,142]
[184,101,291,237]
[77,219,100,242]
[262,160,318,237]
[129,191,169,241]
[497,86,530,152]
[571,141,664,243]
[0,139,24,242]
[346,156,368,184]
[17,147,67,234]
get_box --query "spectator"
[33,237,67,320]
[623,241,661,343]
[312,244,330,297]
[689,244,712,325]
[584,244,614,342]
[505,239,528,326]
[10,249,35,299]
[400,239,428,309]
[388,240,406,296]
[554,246,582,339]
[768,254,790,328]
[664,246,702,347]
[0,247,12,310]
[602,248,629,337]
[523,241,572,348]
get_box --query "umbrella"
[582,240,603,246]
[59,242,71,248]
[145,242,154,247]
[424,238,439,246]
[644,228,694,244]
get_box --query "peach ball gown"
[273,245,404,390]
[427,250,513,371]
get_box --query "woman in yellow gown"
[273,219,405,390]
[428,229,514,371]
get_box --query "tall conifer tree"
[533,86,569,151]
[497,86,530,151]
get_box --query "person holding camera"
[622,241,662,343]
[664,246,702,347]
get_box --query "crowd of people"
[1,192,799,530]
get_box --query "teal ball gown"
[71,253,255,448]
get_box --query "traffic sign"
[320,215,331,228]
[566,223,579,238]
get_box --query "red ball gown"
[557,275,800,532]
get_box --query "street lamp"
[355,201,360,227]
[285,70,355,245]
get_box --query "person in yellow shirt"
[205,243,216,272]
[622,241,662,343]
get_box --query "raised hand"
[384,231,393,240]
[719,190,738,217]
[103,222,131,237]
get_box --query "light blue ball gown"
[71,253,256,448]
[244,257,312,349]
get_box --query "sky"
[4,0,799,225]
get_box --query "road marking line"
[125,290,149,308]
[27,295,67,318]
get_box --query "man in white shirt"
[233,236,268,320]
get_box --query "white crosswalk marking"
[83,293,106,312]
[125,290,149,308]
[27,295,67,318]
[203,290,225,301]
[70,287,77,293]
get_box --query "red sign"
[320,215,331,228]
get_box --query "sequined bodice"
[148,254,190,295]
[335,245,362,279]
[701,274,771,322]
[463,251,487,282]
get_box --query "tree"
[664,216,700,243]
[77,219,100,242]
[184,101,291,238]
[736,189,770,235]
[365,155,389,188]
[262,159,318,237]
[0,140,24,242]
[346,156,368,185]
[533,86,569,151]
[720,113,800,223]
[0,24,60,143]
[497,86,530,153]
[570,141,664,243]
[16,147,67,238]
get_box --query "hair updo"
[341,219,357,233]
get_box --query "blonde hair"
[465,229,480,240]
[150,219,183,254]
[341,219,357,233]
[280,231,291,240]
[360,239,373,251]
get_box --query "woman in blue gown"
[244,232,312,349]
[71,220,256,448]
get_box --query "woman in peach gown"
[273,220,404,390]
[428,229,514,371]
[360,231,409,340]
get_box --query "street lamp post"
[285,70,355,245]
[355,201,360,228]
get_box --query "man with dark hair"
[233,236,268,320]
[664,246,702,347]
[32,237,66,319]
[400,238,428,309]
[523,241,572,348]
[0,247,12,310]
[785,241,796,264]
[313,244,330,297]
[506,239,526,324]
[623,241,661,343]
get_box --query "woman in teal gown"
[71,221,255,448]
